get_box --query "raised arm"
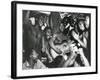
[78,48,90,66]
[62,51,77,67]
[42,37,53,62]
[77,37,87,48]
[62,45,78,67]
[72,31,87,48]
[49,36,62,54]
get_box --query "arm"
[42,37,53,62]
[78,48,90,66]
[45,48,53,62]
[77,37,87,48]
[62,52,77,67]
[72,31,87,48]
[24,11,30,24]
[42,37,45,52]
[62,44,79,67]
[74,61,80,67]
[49,37,62,54]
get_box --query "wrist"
[80,53,85,58]
[77,38,80,41]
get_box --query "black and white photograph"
[22,10,91,69]
[11,1,97,79]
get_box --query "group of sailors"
[22,11,90,69]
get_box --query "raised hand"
[72,31,79,40]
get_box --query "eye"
[63,44,67,47]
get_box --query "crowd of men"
[22,11,90,69]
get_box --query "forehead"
[78,21,84,25]
[79,21,84,23]
[62,42,68,47]
[86,16,89,18]
[62,42,67,45]
[46,29,51,32]
[32,50,37,55]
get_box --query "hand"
[72,31,79,40]
[69,43,79,55]
[48,57,53,63]
[69,43,76,52]
[55,48,62,54]
[78,48,84,56]
[42,48,45,53]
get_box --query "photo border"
[11,1,98,79]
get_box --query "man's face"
[60,24,64,32]
[78,21,85,31]
[30,50,38,60]
[61,42,70,53]
[46,29,51,38]
[60,13,66,19]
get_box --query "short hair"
[44,27,53,36]
[44,27,52,32]
[76,20,86,35]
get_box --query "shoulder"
[83,31,88,39]
[35,59,47,69]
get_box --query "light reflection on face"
[85,16,90,29]
[29,17,35,26]
[61,42,70,53]
[46,29,52,38]
[78,21,85,31]
[30,50,38,60]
